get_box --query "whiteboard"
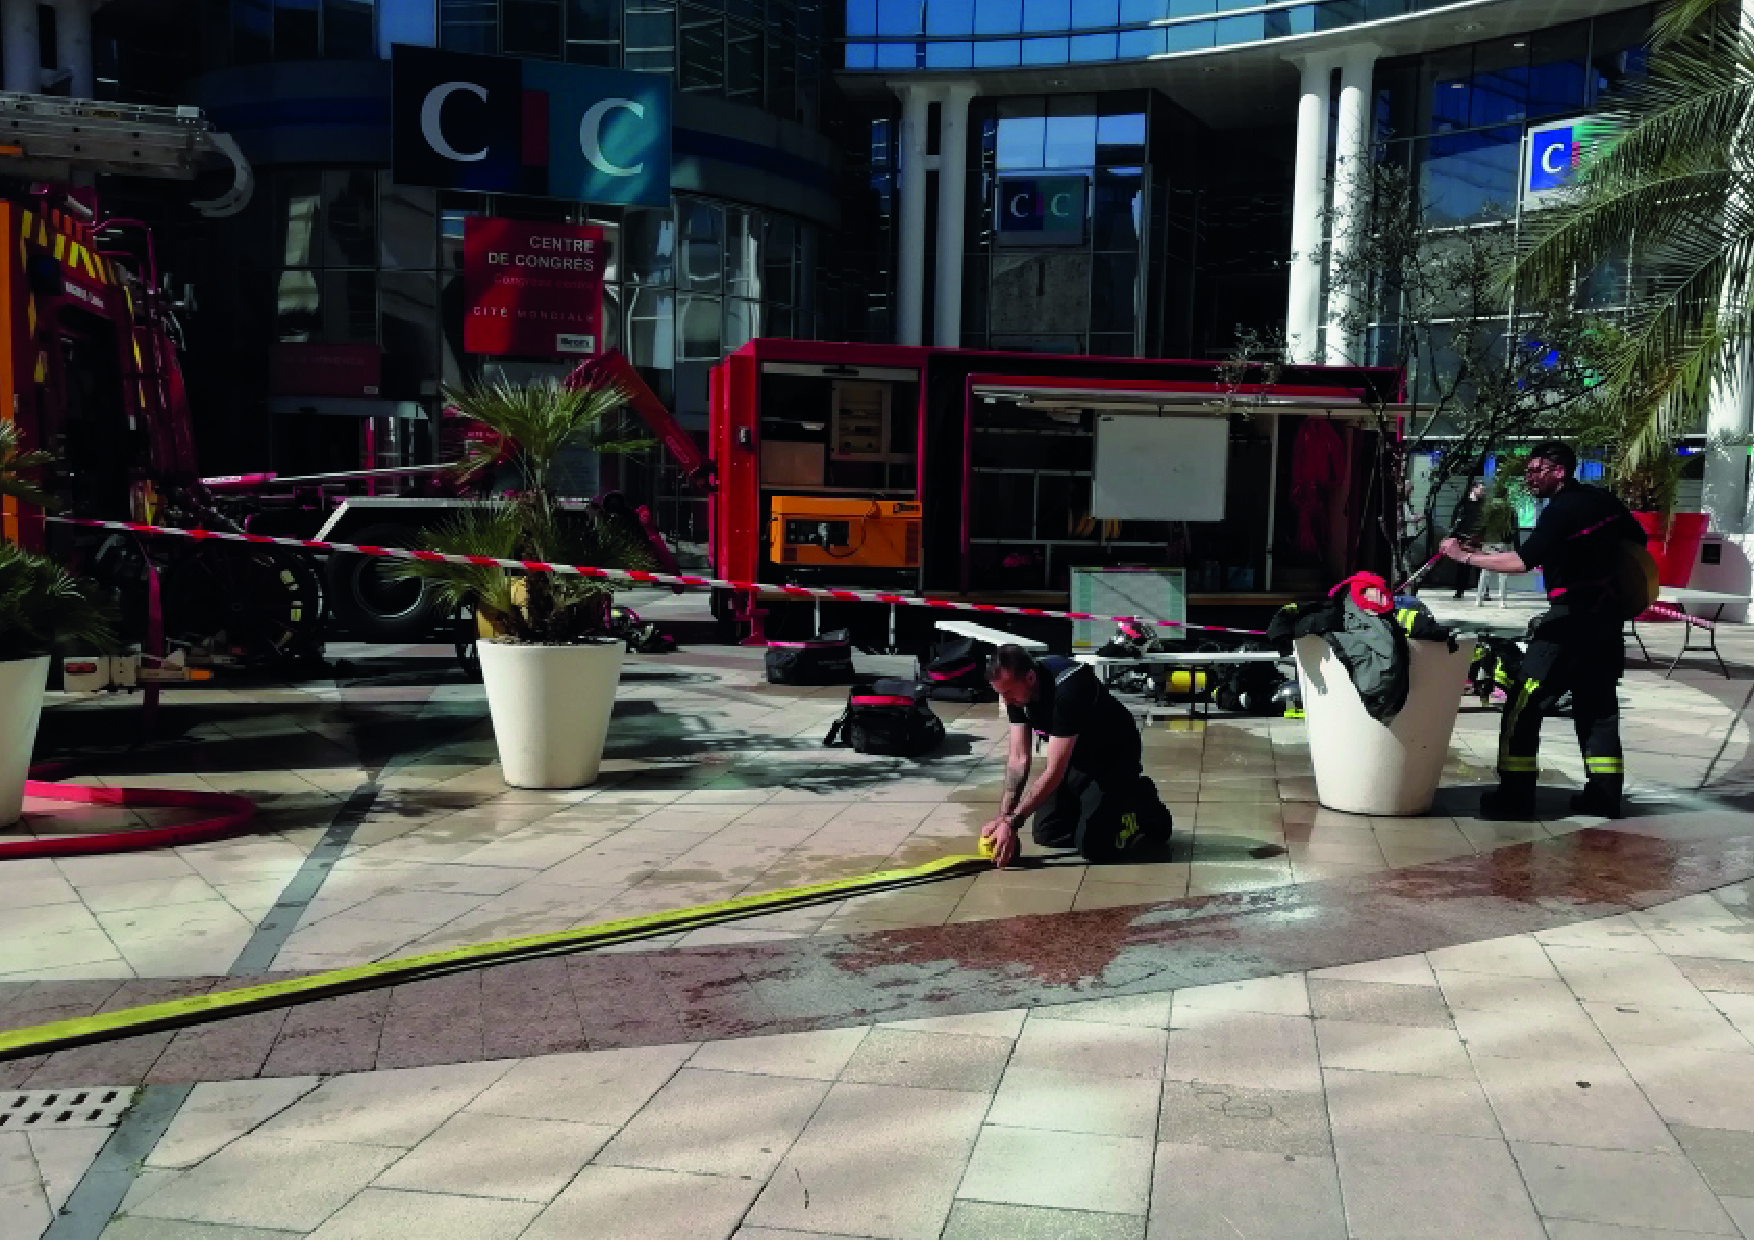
[1070,567,1187,651]
[1091,414,1228,521]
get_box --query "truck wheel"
[325,523,448,642]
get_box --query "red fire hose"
[3,766,256,860]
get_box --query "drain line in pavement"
[41,1085,192,1240]
[226,781,382,976]
[0,852,993,1061]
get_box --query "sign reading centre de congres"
[1522,116,1607,210]
[392,45,670,207]
[464,217,604,359]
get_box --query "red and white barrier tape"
[46,517,1266,637]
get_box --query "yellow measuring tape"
[0,852,993,1062]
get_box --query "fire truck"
[706,339,1402,650]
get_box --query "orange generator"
[767,496,921,569]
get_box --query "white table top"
[936,620,1049,651]
[1656,588,1749,605]
[1076,651,1286,666]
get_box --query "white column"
[55,0,93,98]
[2,0,39,93]
[1325,43,1378,366]
[1286,52,1336,364]
[933,82,976,348]
[893,81,938,347]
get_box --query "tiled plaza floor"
[5,597,1754,1237]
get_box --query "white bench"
[936,620,1048,653]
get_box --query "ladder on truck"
[0,92,251,216]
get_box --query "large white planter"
[477,639,624,788]
[1295,634,1476,816]
[0,655,50,827]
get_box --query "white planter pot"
[1295,634,1476,817]
[0,655,50,827]
[477,639,624,789]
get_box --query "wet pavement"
[4,598,1754,1237]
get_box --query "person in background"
[1450,479,1488,599]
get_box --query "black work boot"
[1570,783,1624,819]
[1479,785,1537,820]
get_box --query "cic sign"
[1523,116,1606,210]
[996,176,1086,246]
[392,45,670,207]
[464,217,604,359]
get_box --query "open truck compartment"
[709,340,1403,649]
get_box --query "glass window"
[975,0,1023,31]
[1524,22,1589,116]
[878,2,922,34]
[1072,0,1118,24]
[1213,14,1264,43]
[624,208,675,285]
[679,201,723,290]
[627,287,676,368]
[972,39,1022,66]
[764,215,798,304]
[1423,46,1473,132]
[376,178,436,270]
[1070,33,1116,60]
[1116,28,1163,56]
[996,100,1045,169]
[1161,22,1213,51]
[728,20,762,101]
[991,252,1090,334]
[846,0,877,34]
[1419,126,1520,224]
[503,0,562,54]
[278,172,324,267]
[1471,37,1528,126]
[1119,0,1165,17]
[1091,252,1138,332]
[678,294,722,359]
[439,0,497,52]
[844,42,876,69]
[725,298,759,349]
[927,41,975,68]
[625,1,675,71]
[276,270,321,339]
[322,270,378,342]
[1021,36,1069,63]
[1092,171,1141,249]
[1022,0,1071,30]
[565,0,620,63]
[726,208,761,298]
[1096,110,1145,161]
[1044,96,1097,168]
[380,272,438,399]
[275,0,320,58]
[1589,8,1651,99]
[1169,0,1213,14]
[680,6,724,92]
[765,7,796,113]
[234,0,272,61]
[928,0,975,34]
[323,0,375,56]
[323,170,377,267]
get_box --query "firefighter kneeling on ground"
[1438,439,1643,820]
[979,645,1175,868]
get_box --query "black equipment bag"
[919,635,998,703]
[765,629,856,685]
[824,678,946,757]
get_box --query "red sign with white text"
[463,217,604,359]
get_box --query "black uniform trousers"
[1032,767,1174,863]
[1497,615,1624,799]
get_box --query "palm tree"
[1511,0,1754,472]
[0,418,50,508]
[394,372,655,643]
[0,420,113,660]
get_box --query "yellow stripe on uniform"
[1585,757,1625,773]
[1498,756,1538,773]
[0,852,993,1062]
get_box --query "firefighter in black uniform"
[1439,441,1644,819]
[980,645,1174,867]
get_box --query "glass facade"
[438,0,826,126]
[843,0,1517,70]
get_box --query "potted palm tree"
[1,422,114,824]
[395,373,655,788]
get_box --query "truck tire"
[325,523,448,643]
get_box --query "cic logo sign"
[996,177,1086,246]
[1523,116,1604,210]
[392,45,671,207]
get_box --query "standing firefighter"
[980,645,1174,867]
[1439,441,1646,819]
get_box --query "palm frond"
[0,419,51,508]
[0,541,116,660]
